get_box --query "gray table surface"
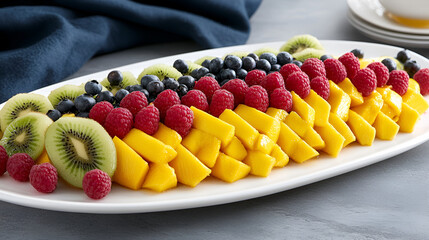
[2,1,429,239]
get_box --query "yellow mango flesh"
[253,134,275,154]
[408,78,420,93]
[211,153,250,183]
[112,137,149,190]
[218,109,259,149]
[270,144,289,167]
[377,87,402,122]
[36,148,51,164]
[351,91,383,125]
[338,78,364,107]
[329,113,356,147]
[169,144,211,187]
[347,110,376,146]
[327,80,351,121]
[292,140,319,163]
[304,90,331,127]
[373,111,399,140]
[182,128,221,168]
[397,103,420,133]
[359,58,375,68]
[285,111,325,150]
[243,150,276,177]
[292,92,315,127]
[152,123,182,149]
[221,136,247,161]
[142,163,177,192]
[402,88,429,115]
[314,123,345,157]
[266,107,288,122]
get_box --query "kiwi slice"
[101,71,138,95]
[0,112,53,159]
[292,48,325,62]
[0,93,53,132]
[45,117,116,188]
[223,51,250,59]
[194,56,216,65]
[48,84,85,108]
[280,34,324,54]
[185,61,202,75]
[138,64,182,82]
[253,47,279,57]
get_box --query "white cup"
[379,0,429,20]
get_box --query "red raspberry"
[338,52,361,80]
[285,71,311,98]
[387,70,409,96]
[279,63,301,81]
[119,91,148,116]
[153,90,180,120]
[221,79,248,107]
[134,105,160,135]
[351,68,377,97]
[193,76,220,102]
[260,72,285,94]
[0,145,8,176]
[310,76,330,100]
[82,169,111,200]
[104,107,134,138]
[301,58,326,80]
[164,104,194,137]
[269,88,293,112]
[29,163,58,193]
[6,153,34,182]
[244,85,269,112]
[210,89,235,117]
[181,90,209,111]
[367,62,389,87]
[413,68,429,95]
[324,58,347,84]
[245,69,266,86]
[89,101,114,125]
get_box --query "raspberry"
[181,90,209,111]
[412,68,429,95]
[82,169,111,200]
[245,69,266,86]
[210,89,235,117]
[260,72,285,94]
[279,63,302,81]
[29,163,58,193]
[285,71,311,98]
[193,76,220,102]
[351,68,377,97]
[301,58,326,80]
[119,91,148,116]
[244,85,269,112]
[104,107,133,138]
[221,79,248,107]
[164,104,194,137]
[338,52,361,80]
[269,88,293,112]
[134,105,160,135]
[324,58,347,83]
[0,145,8,176]
[153,89,181,120]
[387,70,409,96]
[6,153,34,182]
[89,101,114,125]
[367,62,389,87]
[310,76,330,100]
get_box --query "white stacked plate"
[347,0,429,48]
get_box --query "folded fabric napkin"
[0,0,261,103]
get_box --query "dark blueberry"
[396,49,411,63]
[107,70,123,86]
[209,57,224,74]
[74,93,96,113]
[163,77,180,90]
[256,59,271,73]
[404,60,420,78]
[127,84,143,92]
[271,64,281,72]
[146,80,164,96]
[46,109,61,121]
[219,68,236,80]
[205,73,217,79]
[140,89,149,99]
[236,68,248,79]
[176,84,188,98]
[177,75,195,90]
[259,52,277,66]
[242,57,256,71]
[173,59,189,74]
[95,91,115,103]
[201,59,211,69]
[148,96,156,103]
[76,112,90,118]
[351,49,364,59]
[320,54,333,62]
[141,75,160,88]
[220,79,230,86]
[56,99,75,114]
[84,80,102,96]
[277,52,293,65]
[191,69,199,79]
[195,67,210,80]
[381,58,397,72]
[247,53,259,61]
[292,60,303,68]
[224,55,242,70]
[114,89,129,103]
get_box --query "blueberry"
[209,57,224,74]
[351,49,364,59]
[148,95,156,103]
[141,75,160,88]
[195,67,210,80]
[236,68,247,79]
[191,69,199,79]
[259,53,277,66]
[320,55,333,62]
[277,52,293,65]
[292,60,303,68]
[56,99,75,114]
[107,70,123,86]
[256,59,271,73]
[76,112,89,118]
[220,79,230,86]
[271,64,281,72]
[176,84,188,98]
[247,53,259,61]
[404,60,420,78]
[114,89,129,103]
[173,59,189,74]
[205,73,217,80]
[84,80,102,96]
[177,75,195,90]
[219,68,236,80]
[396,49,411,63]
[381,58,397,72]
[242,57,256,71]
[163,77,180,90]
[224,55,242,70]
[147,80,164,96]
[201,59,211,69]
[140,89,149,99]
[96,91,115,103]
[126,84,143,92]
[46,109,61,121]
[74,93,96,113]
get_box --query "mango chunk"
[327,80,351,121]
[191,106,235,148]
[373,111,399,140]
[359,58,375,69]
[169,145,211,187]
[284,111,325,150]
[304,90,331,127]
[36,148,51,164]
[211,153,250,183]
[142,163,177,192]
[123,128,177,163]
[182,128,221,168]
[221,136,247,161]
[218,109,259,149]
[329,113,356,147]
[270,144,289,167]
[347,110,376,146]
[351,91,383,125]
[293,140,320,163]
[266,107,288,122]
[408,78,420,93]
[338,78,364,107]
[243,150,276,177]
[397,103,420,133]
[253,134,276,154]
[314,123,345,157]
[234,104,281,142]
[153,123,182,149]
[402,88,429,115]
[292,91,315,127]
[377,87,402,122]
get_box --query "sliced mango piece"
[270,144,289,167]
[211,153,250,183]
[402,88,429,115]
[373,111,400,140]
[221,136,247,161]
[351,91,383,125]
[284,111,325,150]
[347,110,376,146]
[266,107,288,122]
[36,148,51,164]
[359,58,375,69]
[314,123,345,157]
[377,87,402,122]
[142,163,177,192]
[253,134,275,154]
[329,113,356,147]
[397,102,420,133]
[327,80,351,121]
[304,90,331,127]
[292,91,315,127]
[337,78,364,107]
[153,123,182,149]
[218,109,259,149]
[409,78,420,93]
[243,150,276,177]
[182,128,221,168]
[293,140,320,163]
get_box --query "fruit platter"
[1,35,429,214]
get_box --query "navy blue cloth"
[0,0,261,102]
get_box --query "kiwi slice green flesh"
[0,112,52,160]
[138,64,182,82]
[101,71,138,95]
[194,56,215,65]
[48,84,85,108]
[45,117,116,188]
[280,35,324,54]
[185,61,202,75]
[223,51,250,59]
[253,47,279,57]
[0,93,53,132]
[292,48,325,62]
